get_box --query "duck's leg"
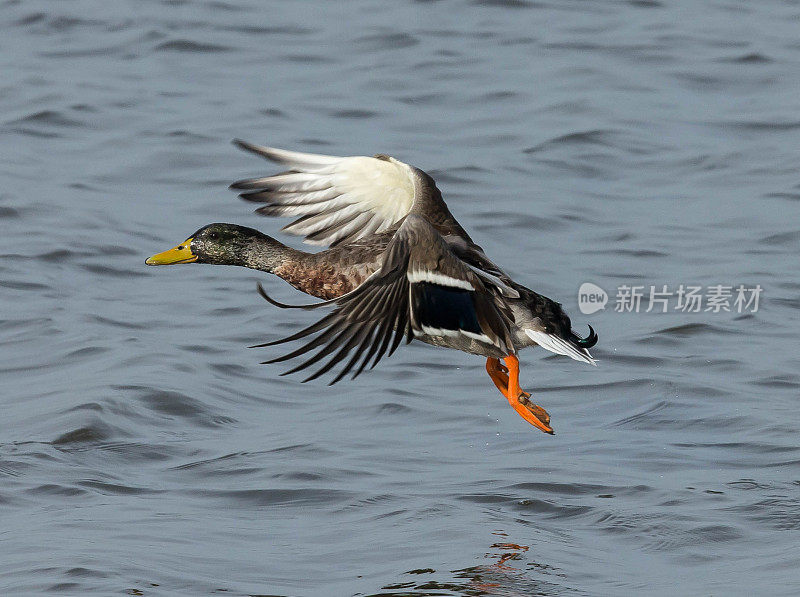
[485,356,553,434]
[485,357,511,395]
[485,357,529,398]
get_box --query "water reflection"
[370,532,571,597]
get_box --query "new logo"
[578,282,608,315]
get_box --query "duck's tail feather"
[570,324,598,348]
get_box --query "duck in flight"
[146,140,598,434]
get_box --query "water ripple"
[1,0,799,594]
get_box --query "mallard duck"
[146,140,597,434]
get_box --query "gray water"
[2,0,800,595]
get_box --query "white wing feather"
[232,141,416,246]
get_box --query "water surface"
[2,1,800,595]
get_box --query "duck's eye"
[208,232,219,240]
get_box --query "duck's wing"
[443,234,521,299]
[230,140,471,247]
[253,215,515,384]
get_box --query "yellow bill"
[145,238,198,265]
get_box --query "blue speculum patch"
[412,282,481,334]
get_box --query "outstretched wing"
[253,215,515,384]
[230,140,470,247]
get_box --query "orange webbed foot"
[486,356,553,434]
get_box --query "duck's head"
[146,223,265,267]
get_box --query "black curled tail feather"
[571,325,598,348]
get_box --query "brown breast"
[273,262,373,300]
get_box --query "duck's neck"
[242,233,305,273]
